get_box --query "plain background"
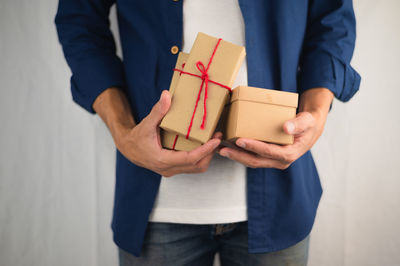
[1,1,399,265]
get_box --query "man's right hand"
[94,88,221,177]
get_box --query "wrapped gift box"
[161,129,202,151]
[224,86,299,145]
[160,32,246,143]
[161,52,202,151]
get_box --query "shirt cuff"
[298,51,361,102]
[70,55,125,114]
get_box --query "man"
[55,0,360,265]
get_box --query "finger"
[176,152,214,175]
[158,133,222,169]
[212,131,223,140]
[196,152,214,169]
[161,137,221,167]
[163,132,221,172]
[283,112,315,135]
[219,147,286,169]
[145,90,171,127]
[235,138,291,162]
[194,137,221,169]
[162,144,219,176]
[162,162,210,177]
[187,135,223,164]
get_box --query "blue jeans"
[118,221,309,266]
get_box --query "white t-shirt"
[148,0,248,224]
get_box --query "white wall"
[0,1,399,266]
[310,1,400,265]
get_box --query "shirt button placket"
[170,0,181,55]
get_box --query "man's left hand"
[218,110,327,169]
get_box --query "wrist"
[299,88,333,113]
[303,107,326,121]
[110,119,135,150]
[298,88,333,131]
[93,87,137,148]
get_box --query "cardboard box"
[160,32,246,143]
[161,52,202,151]
[161,129,202,151]
[224,86,299,145]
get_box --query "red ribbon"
[173,38,231,141]
[172,134,179,150]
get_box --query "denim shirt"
[55,0,360,256]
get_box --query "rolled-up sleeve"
[55,0,125,113]
[298,0,361,102]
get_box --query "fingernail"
[236,140,246,148]
[286,122,295,134]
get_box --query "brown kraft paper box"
[161,52,202,151]
[224,86,299,145]
[160,32,246,143]
[160,52,201,151]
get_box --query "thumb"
[283,112,314,135]
[146,90,171,127]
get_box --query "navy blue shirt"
[55,0,360,256]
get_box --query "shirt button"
[170,45,179,55]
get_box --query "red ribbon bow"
[194,61,210,130]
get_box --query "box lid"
[230,86,298,108]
